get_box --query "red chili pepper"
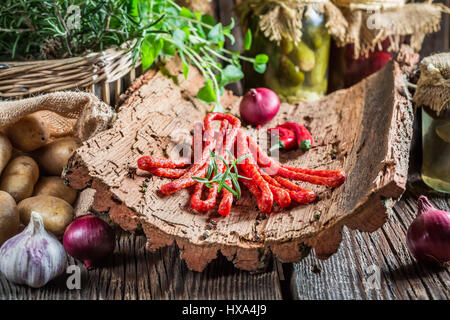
[268,127,297,151]
[277,122,313,151]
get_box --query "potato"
[34,176,77,205]
[0,190,19,246]
[18,196,73,236]
[0,133,12,175]
[34,137,80,176]
[0,156,39,202]
[5,114,49,152]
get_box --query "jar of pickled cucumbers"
[413,52,450,193]
[236,0,347,102]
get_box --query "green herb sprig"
[192,150,251,199]
[0,0,268,111]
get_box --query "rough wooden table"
[1,187,448,300]
[0,229,283,300]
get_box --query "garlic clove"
[0,211,67,288]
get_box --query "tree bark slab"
[65,50,419,272]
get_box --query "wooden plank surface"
[0,230,283,300]
[290,191,450,300]
[1,192,447,300]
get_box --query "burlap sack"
[0,91,116,141]
[236,0,348,45]
[333,0,450,58]
[413,52,450,115]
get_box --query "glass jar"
[421,107,450,193]
[338,38,394,88]
[244,7,331,102]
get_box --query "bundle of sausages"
[137,112,346,216]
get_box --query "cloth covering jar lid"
[236,0,348,44]
[414,52,450,116]
[331,0,450,58]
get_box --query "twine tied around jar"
[413,52,450,116]
[333,0,450,58]
[236,0,348,44]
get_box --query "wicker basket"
[0,44,142,107]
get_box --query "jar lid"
[413,52,450,115]
[333,0,450,58]
[236,0,348,45]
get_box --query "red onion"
[63,214,115,269]
[240,88,280,126]
[406,196,450,265]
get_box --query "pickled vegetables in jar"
[244,8,331,102]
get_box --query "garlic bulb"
[0,211,67,288]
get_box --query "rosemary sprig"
[0,0,268,112]
[192,150,251,199]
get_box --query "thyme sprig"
[0,0,268,112]
[192,150,251,199]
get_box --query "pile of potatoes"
[0,113,81,245]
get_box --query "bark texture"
[65,50,418,272]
